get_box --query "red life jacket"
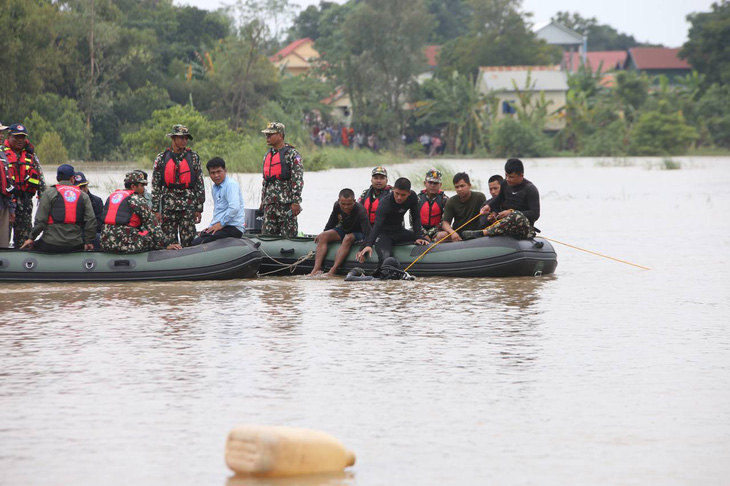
[359,185,392,224]
[161,148,196,189]
[48,185,85,225]
[2,141,42,194]
[0,153,13,197]
[102,189,142,228]
[418,190,447,227]
[263,146,293,182]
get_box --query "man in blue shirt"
[190,157,245,246]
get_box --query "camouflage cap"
[166,124,193,140]
[372,166,388,177]
[125,171,148,185]
[261,122,285,135]
[425,168,442,183]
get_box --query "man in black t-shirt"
[356,177,428,265]
[309,188,371,276]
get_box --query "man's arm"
[28,190,53,240]
[362,197,388,249]
[409,193,422,237]
[33,155,46,194]
[151,153,164,212]
[289,151,304,205]
[441,197,461,241]
[81,193,97,246]
[323,204,339,231]
[521,184,540,224]
[356,204,371,240]
[193,153,205,213]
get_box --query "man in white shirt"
[191,157,245,246]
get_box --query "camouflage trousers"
[10,196,34,248]
[262,203,298,238]
[485,211,535,239]
[101,224,167,253]
[422,225,440,240]
[161,209,197,247]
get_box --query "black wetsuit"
[485,179,540,225]
[362,191,422,262]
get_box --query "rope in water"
[404,212,485,272]
[257,246,316,276]
[540,236,651,271]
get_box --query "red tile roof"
[424,45,440,68]
[270,38,314,63]
[627,47,691,70]
[563,51,627,73]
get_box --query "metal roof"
[478,66,568,92]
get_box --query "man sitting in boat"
[20,164,96,253]
[191,157,245,246]
[101,172,182,253]
[479,174,504,228]
[469,158,540,239]
[415,168,449,242]
[356,177,428,265]
[358,166,391,225]
[308,188,370,277]
[440,172,486,242]
[73,171,104,249]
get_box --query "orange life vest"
[359,185,392,224]
[262,146,293,182]
[48,185,85,225]
[161,149,196,189]
[103,190,142,228]
[418,190,447,227]
[2,141,41,194]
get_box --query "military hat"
[261,122,285,135]
[166,124,193,140]
[425,168,442,183]
[372,166,388,177]
[8,123,28,136]
[73,171,89,186]
[125,171,148,185]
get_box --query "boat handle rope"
[404,213,485,272]
[540,236,650,271]
[257,246,316,276]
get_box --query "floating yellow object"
[225,425,356,477]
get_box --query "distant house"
[563,51,627,74]
[624,47,692,83]
[477,66,568,131]
[269,38,320,77]
[534,21,586,72]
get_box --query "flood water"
[1,156,729,485]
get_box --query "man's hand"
[19,239,34,249]
[356,246,372,263]
[204,222,223,234]
[450,232,462,242]
[487,213,496,223]
[84,244,94,251]
[291,203,302,217]
[479,205,491,215]
[194,212,202,224]
[166,243,182,250]
[415,238,429,246]
[496,209,512,219]
[154,212,162,224]
[9,213,15,224]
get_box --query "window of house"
[502,101,517,114]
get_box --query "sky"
[175,0,716,48]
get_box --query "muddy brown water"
[1,157,728,485]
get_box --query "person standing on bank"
[2,123,46,248]
[151,124,205,247]
[191,157,245,246]
[20,164,95,253]
[260,122,303,238]
[356,177,428,265]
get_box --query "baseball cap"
[124,171,148,185]
[372,166,388,177]
[8,123,28,136]
[261,122,285,135]
[57,164,75,180]
[425,168,442,183]
[73,172,89,186]
[166,124,193,140]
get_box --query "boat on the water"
[0,238,261,282]
[247,234,557,278]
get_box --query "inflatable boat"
[247,234,557,278]
[0,238,261,282]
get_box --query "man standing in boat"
[260,122,303,238]
[470,158,540,239]
[356,177,428,265]
[102,172,181,253]
[0,126,16,248]
[151,124,205,247]
[358,166,391,225]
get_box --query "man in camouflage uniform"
[415,168,449,242]
[260,122,304,237]
[101,172,182,253]
[151,124,204,247]
[2,123,46,248]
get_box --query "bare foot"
[308,270,323,277]
[325,271,338,277]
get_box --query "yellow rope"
[540,236,651,271]
[404,212,485,272]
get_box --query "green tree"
[24,94,86,160]
[489,117,552,158]
[288,1,337,41]
[629,107,698,155]
[614,71,650,118]
[37,132,70,166]
[426,0,470,44]
[681,2,730,86]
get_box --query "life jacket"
[262,146,293,182]
[418,190,447,227]
[102,189,142,228]
[48,185,85,225]
[0,152,14,197]
[2,141,41,194]
[161,148,196,189]
[360,185,392,224]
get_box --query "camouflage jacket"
[101,192,167,251]
[151,148,205,213]
[261,145,304,206]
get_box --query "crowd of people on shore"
[1,120,540,274]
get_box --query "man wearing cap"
[74,171,104,249]
[260,122,304,238]
[0,127,16,248]
[415,169,449,242]
[2,123,46,248]
[151,124,205,247]
[358,166,392,226]
[101,172,181,253]
[20,164,95,253]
